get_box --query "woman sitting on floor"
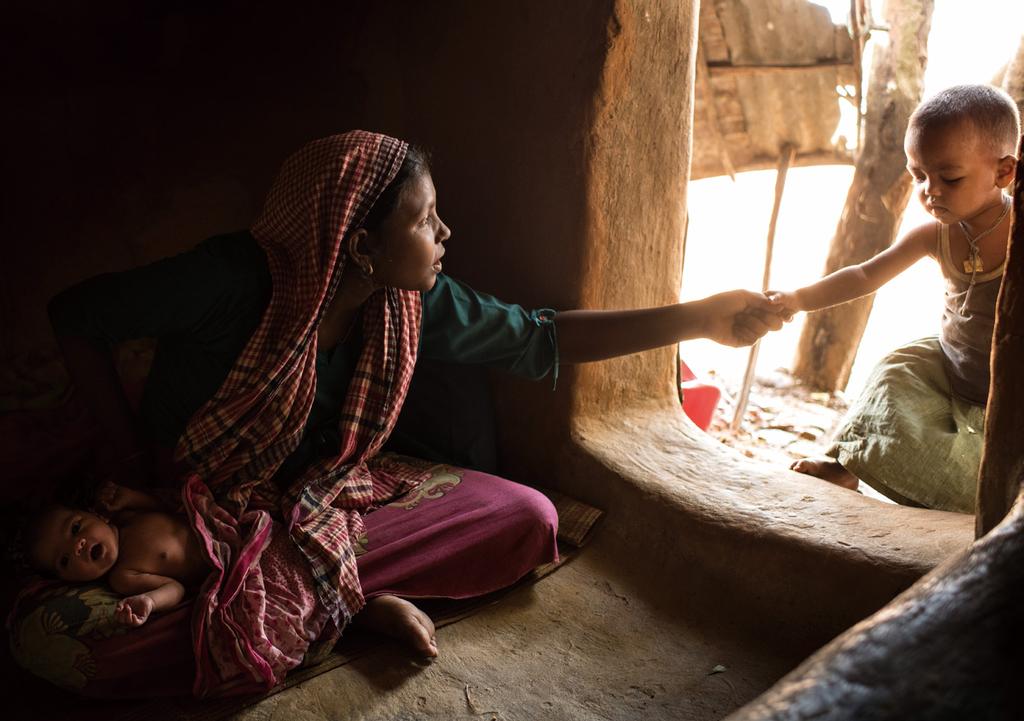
[46,131,785,695]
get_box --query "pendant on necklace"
[963,255,984,273]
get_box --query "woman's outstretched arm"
[555,289,784,364]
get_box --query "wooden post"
[790,0,934,391]
[706,61,858,78]
[1000,33,1024,111]
[975,137,1024,537]
[849,0,870,148]
[731,145,796,431]
[696,40,737,181]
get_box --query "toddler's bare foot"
[355,594,438,658]
[791,458,859,491]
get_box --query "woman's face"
[370,172,451,292]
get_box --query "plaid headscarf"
[176,132,430,631]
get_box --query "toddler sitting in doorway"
[770,84,1020,513]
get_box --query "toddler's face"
[904,121,1008,225]
[31,506,119,582]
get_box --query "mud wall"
[3,0,697,486]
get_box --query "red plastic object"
[679,359,721,431]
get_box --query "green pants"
[828,336,985,514]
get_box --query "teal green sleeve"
[419,274,558,382]
[48,231,269,349]
[48,231,271,447]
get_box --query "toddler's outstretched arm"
[110,570,185,627]
[768,223,933,316]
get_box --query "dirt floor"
[703,368,847,469]
[699,369,890,503]
[222,371,907,721]
[228,545,795,721]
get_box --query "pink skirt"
[25,467,557,698]
[357,466,559,600]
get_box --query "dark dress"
[48,230,558,476]
[19,231,562,697]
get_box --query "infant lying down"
[23,480,330,694]
[27,482,210,626]
[23,479,437,696]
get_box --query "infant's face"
[32,506,120,582]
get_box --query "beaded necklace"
[957,194,1010,315]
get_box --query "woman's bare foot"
[790,457,859,491]
[355,594,438,658]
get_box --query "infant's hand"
[115,594,154,627]
[95,480,127,515]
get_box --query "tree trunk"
[999,33,1024,110]
[970,36,1024,537]
[975,137,1024,538]
[791,0,934,391]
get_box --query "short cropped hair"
[909,84,1021,156]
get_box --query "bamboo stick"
[731,144,797,432]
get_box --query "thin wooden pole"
[851,0,867,149]
[707,61,858,78]
[731,144,797,432]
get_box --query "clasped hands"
[699,289,796,347]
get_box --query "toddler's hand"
[765,290,801,322]
[115,594,154,627]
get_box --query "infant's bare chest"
[117,513,202,579]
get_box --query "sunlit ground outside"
[679,0,1023,475]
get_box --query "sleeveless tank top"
[936,222,1004,406]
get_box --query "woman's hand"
[115,594,155,627]
[698,289,787,347]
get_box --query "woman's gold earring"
[360,261,374,278]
